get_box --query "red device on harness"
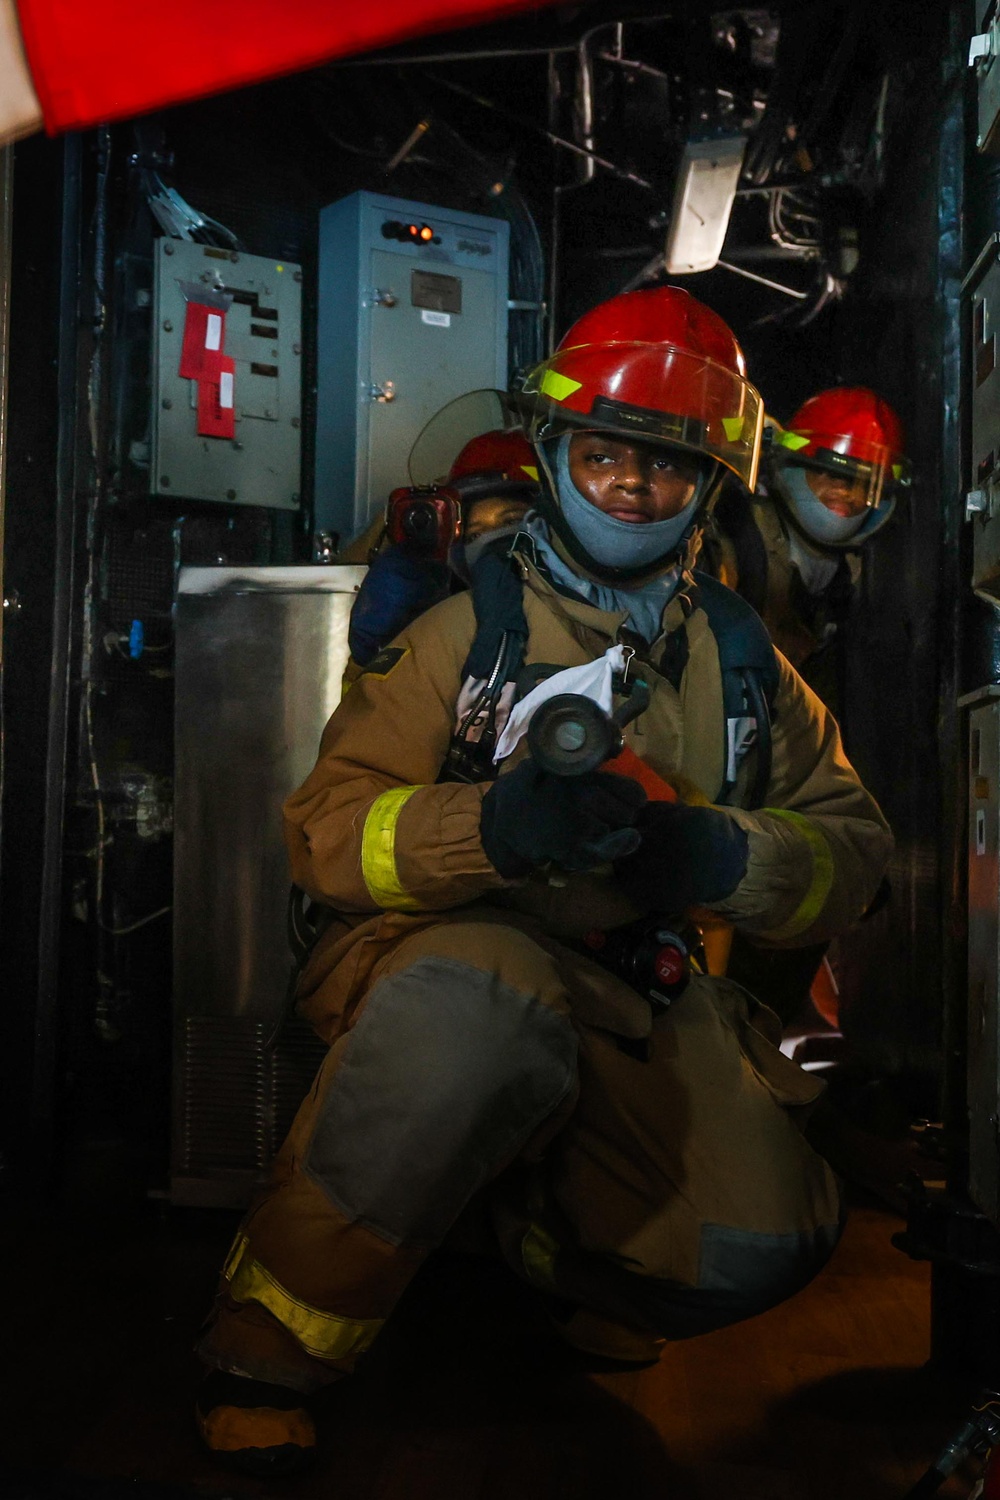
[582,921,690,1010]
[385,485,462,562]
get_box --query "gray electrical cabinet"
[151,239,302,509]
[315,190,510,543]
[970,1,1000,156]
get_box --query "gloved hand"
[480,760,647,878]
[348,546,451,667]
[614,801,749,913]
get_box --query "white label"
[205,313,222,351]
[726,715,758,783]
[421,309,451,327]
[219,370,234,409]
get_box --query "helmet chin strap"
[535,434,717,585]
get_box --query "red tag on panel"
[180,301,226,379]
[197,355,236,438]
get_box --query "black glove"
[614,801,749,913]
[481,761,647,878]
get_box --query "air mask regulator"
[526,669,692,1011]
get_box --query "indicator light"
[380,219,441,245]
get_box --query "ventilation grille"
[178,1015,328,1179]
[272,1020,329,1147]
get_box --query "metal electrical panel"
[964,237,1000,600]
[967,694,1000,1224]
[151,240,302,509]
[970,2,1000,156]
[315,191,510,543]
[172,565,364,1207]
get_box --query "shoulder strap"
[690,570,780,809]
[461,542,529,682]
[441,541,529,784]
[691,571,780,704]
[712,489,770,616]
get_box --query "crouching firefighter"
[195,286,893,1474]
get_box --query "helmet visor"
[772,427,912,511]
[409,389,525,487]
[522,342,764,491]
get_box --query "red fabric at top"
[16,0,554,135]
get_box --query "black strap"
[461,542,530,682]
[658,624,690,692]
[266,885,335,1049]
[712,488,770,616]
[690,570,779,809]
[441,540,529,785]
[691,572,779,702]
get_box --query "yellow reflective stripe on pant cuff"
[223,1235,383,1360]
[521,1222,561,1293]
[360,786,424,911]
[761,809,835,941]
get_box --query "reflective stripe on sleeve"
[223,1235,383,1361]
[761,808,835,941]
[360,786,424,911]
[521,1222,561,1293]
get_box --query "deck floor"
[0,1197,982,1499]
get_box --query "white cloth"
[493,644,627,764]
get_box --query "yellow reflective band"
[521,464,539,481]
[539,369,583,402]
[361,786,424,911]
[777,430,811,451]
[762,809,835,941]
[521,1222,561,1292]
[223,1235,384,1361]
[892,462,903,480]
[722,416,745,442]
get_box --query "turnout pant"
[198,914,843,1391]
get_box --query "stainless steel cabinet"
[172,565,364,1206]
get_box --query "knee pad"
[633,1219,845,1338]
[304,956,577,1247]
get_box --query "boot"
[196,1369,317,1475]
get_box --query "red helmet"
[776,387,907,471]
[770,386,910,543]
[447,428,539,505]
[522,286,764,490]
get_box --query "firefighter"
[195,286,892,1475]
[345,425,539,671]
[446,427,539,548]
[709,387,910,707]
[707,390,908,1025]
